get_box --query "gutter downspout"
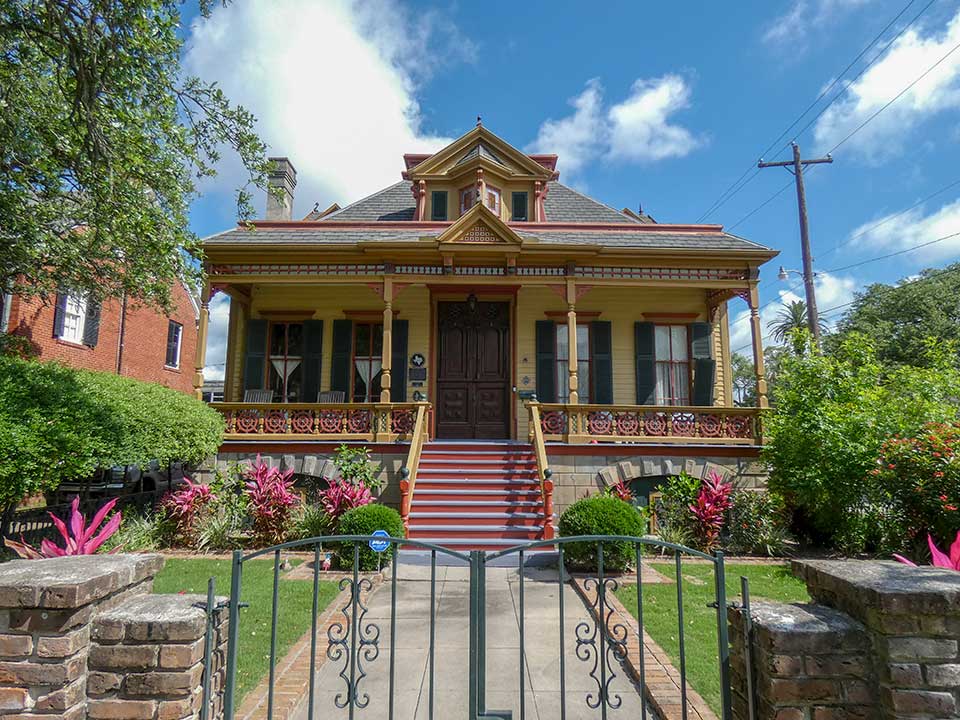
[116,291,127,374]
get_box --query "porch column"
[380,279,393,403]
[193,280,210,401]
[566,279,579,404]
[748,285,769,408]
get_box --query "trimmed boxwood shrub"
[0,356,224,510]
[336,504,404,571]
[558,494,647,572]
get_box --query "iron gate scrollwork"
[210,535,732,720]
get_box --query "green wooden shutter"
[512,192,528,221]
[634,322,657,405]
[243,319,268,392]
[590,320,613,404]
[330,319,353,397]
[52,293,67,337]
[390,320,409,402]
[690,322,716,406]
[302,320,324,401]
[535,320,556,402]
[431,191,448,221]
[82,301,101,347]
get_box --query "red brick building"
[1,281,200,394]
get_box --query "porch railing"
[399,402,431,532]
[211,401,431,442]
[525,401,555,539]
[532,402,762,445]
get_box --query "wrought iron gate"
[208,535,732,720]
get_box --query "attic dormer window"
[460,184,501,216]
[485,186,501,215]
[459,186,476,215]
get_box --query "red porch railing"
[532,402,762,446]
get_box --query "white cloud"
[528,75,702,180]
[183,0,468,217]
[729,273,858,353]
[849,198,960,261]
[203,293,230,382]
[763,0,871,47]
[813,8,960,158]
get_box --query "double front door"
[436,300,510,439]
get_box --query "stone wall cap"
[0,554,164,609]
[748,600,864,635]
[794,559,960,614]
[94,593,227,641]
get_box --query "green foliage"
[0,356,224,508]
[336,504,404,571]
[770,300,825,349]
[725,491,792,557]
[732,346,787,407]
[102,508,173,552]
[874,422,960,547]
[292,503,334,540]
[653,472,701,548]
[830,264,960,368]
[764,331,960,552]
[558,495,647,571]
[333,444,383,493]
[0,333,38,359]
[0,1,269,310]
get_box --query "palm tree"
[769,300,826,344]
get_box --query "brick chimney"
[266,157,297,221]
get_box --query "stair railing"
[399,402,431,534]
[526,399,555,539]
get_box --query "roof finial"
[476,114,482,127]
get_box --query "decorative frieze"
[575,266,749,281]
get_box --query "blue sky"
[183,0,960,375]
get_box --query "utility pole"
[758,142,832,344]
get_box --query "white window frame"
[165,320,183,369]
[59,295,87,344]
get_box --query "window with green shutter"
[431,190,448,221]
[512,192,528,221]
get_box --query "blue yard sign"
[369,529,390,553]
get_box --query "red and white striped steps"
[405,441,553,552]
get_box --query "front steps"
[405,441,553,552]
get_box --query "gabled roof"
[436,203,524,246]
[453,143,507,169]
[408,125,554,179]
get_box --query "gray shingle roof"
[543,183,645,224]
[320,181,415,222]
[317,180,645,225]
[204,225,768,252]
[454,143,507,168]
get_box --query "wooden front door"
[436,300,510,439]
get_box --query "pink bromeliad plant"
[689,471,733,553]
[5,497,122,559]
[162,477,215,542]
[318,480,373,524]
[245,455,300,545]
[895,532,960,571]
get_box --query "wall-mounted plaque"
[409,367,427,382]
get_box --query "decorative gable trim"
[436,203,525,246]
[407,126,553,180]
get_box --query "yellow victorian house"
[195,123,777,550]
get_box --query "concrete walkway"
[297,555,646,719]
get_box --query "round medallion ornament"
[699,414,723,437]
[263,409,287,434]
[615,412,640,436]
[541,411,566,435]
[670,412,696,437]
[411,353,425,367]
[318,410,344,434]
[290,410,315,434]
[587,411,613,436]
[235,410,259,434]
[643,412,668,436]
[726,415,752,438]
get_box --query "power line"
[697,0,930,223]
[825,231,960,273]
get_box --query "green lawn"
[153,558,339,703]
[615,562,809,714]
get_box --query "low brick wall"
[0,554,226,720]
[729,559,960,719]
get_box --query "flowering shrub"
[245,455,300,545]
[726,490,791,557]
[873,422,960,545]
[689,471,732,553]
[895,532,960,571]
[319,480,374,523]
[162,477,215,543]
[5,497,122,558]
[653,472,701,547]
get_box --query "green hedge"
[0,356,224,507]
[558,494,647,571]
[336,504,404,571]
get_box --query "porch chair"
[243,389,275,403]
[317,390,346,403]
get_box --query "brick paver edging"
[236,572,383,720]
[570,576,718,720]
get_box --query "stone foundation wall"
[547,450,767,516]
[0,555,226,720]
[203,450,408,508]
[729,559,960,719]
